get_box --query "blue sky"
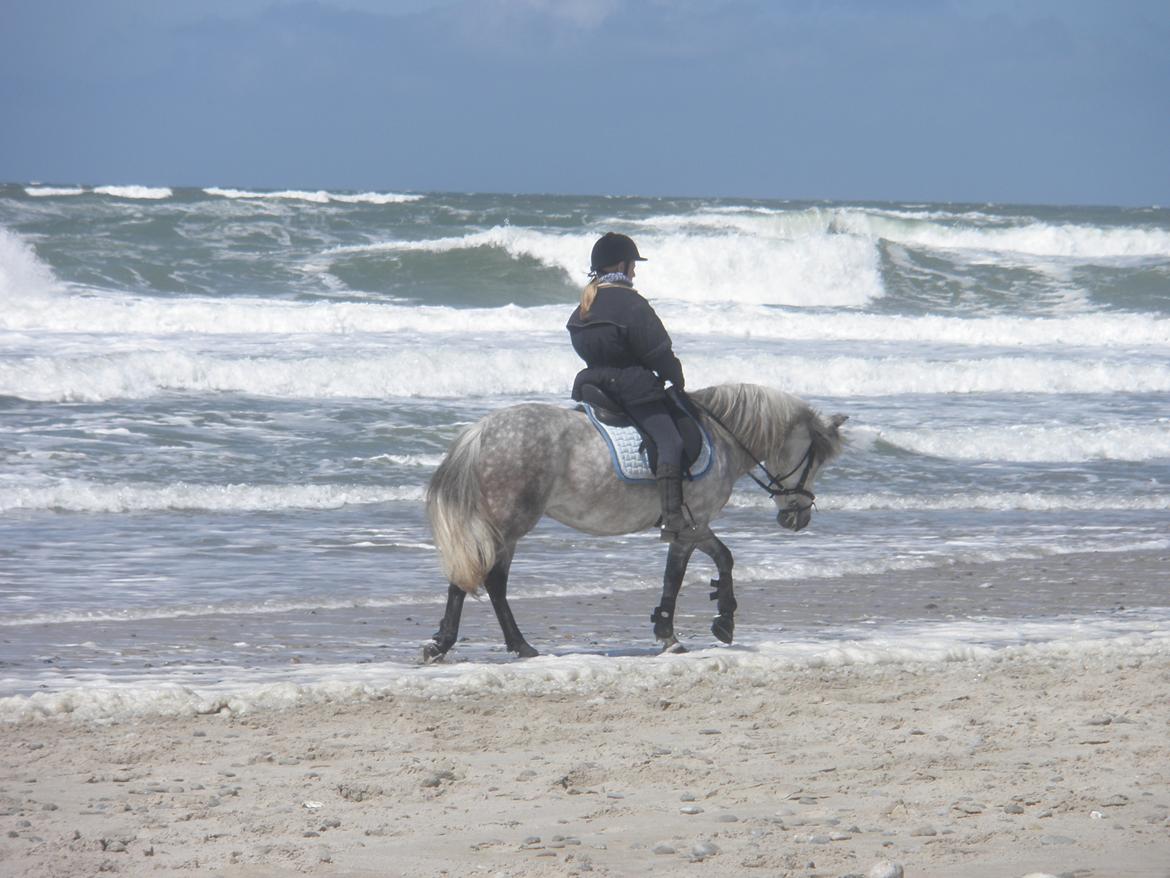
[2,0,1168,205]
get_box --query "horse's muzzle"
[777,505,812,532]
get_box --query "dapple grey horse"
[422,383,846,660]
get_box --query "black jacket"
[566,282,685,406]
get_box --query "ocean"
[1,183,1168,721]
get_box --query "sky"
[2,0,1168,205]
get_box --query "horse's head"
[771,412,848,532]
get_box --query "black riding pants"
[625,399,683,474]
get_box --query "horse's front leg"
[698,535,737,644]
[654,541,696,653]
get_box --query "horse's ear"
[829,413,849,430]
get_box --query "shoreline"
[2,650,1169,876]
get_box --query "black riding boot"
[657,463,687,542]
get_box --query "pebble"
[715,814,739,823]
[909,824,937,837]
[523,835,541,845]
[1004,804,1025,814]
[689,840,720,861]
[679,792,696,802]
[339,782,384,800]
[866,861,904,878]
[316,845,332,863]
[680,805,703,815]
[652,842,676,855]
[420,771,454,790]
[952,801,985,815]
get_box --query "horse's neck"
[702,399,804,477]
[703,413,771,476]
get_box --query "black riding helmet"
[590,232,647,273]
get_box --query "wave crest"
[92,185,173,200]
[204,187,422,205]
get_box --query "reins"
[686,396,818,505]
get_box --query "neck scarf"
[595,272,631,285]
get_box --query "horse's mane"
[689,383,843,463]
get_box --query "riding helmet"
[590,232,647,272]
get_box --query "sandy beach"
[3,552,1170,878]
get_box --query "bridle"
[688,398,818,507]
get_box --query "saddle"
[578,384,713,483]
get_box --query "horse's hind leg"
[654,541,697,654]
[485,548,538,659]
[422,583,467,663]
[697,535,737,644]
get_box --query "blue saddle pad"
[583,403,714,484]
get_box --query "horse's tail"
[426,421,499,594]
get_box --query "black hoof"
[651,606,674,640]
[712,615,734,644]
[421,640,447,664]
[514,642,540,659]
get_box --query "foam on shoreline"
[3,610,1168,724]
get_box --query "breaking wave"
[4,348,1170,402]
[92,185,173,200]
[204,187,422,204]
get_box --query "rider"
[566,232,702,544]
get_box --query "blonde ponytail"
[580,276,600,317]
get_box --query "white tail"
[426,422,499,593]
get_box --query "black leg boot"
[657,463,713,545]
[656,463,686,542]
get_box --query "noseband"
[689,399,817,506]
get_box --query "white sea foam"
[0,227,62,301]
[0,480,424,514]
[3,612,1167,723]
[364,453,446,467]
[867,422,1170,462]
[92,185,173,200]
[4,281,1170,351]
[204,187,422,204]
[24,186,86,197]
[4,347,1170,402]
[693,353,1170,398]
[831,210,1170,261]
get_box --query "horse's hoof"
[421,641,446,664]
[712,615,734,644]
[660,638,688,655]
[514,643,540,659]
[651,606,674,640]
